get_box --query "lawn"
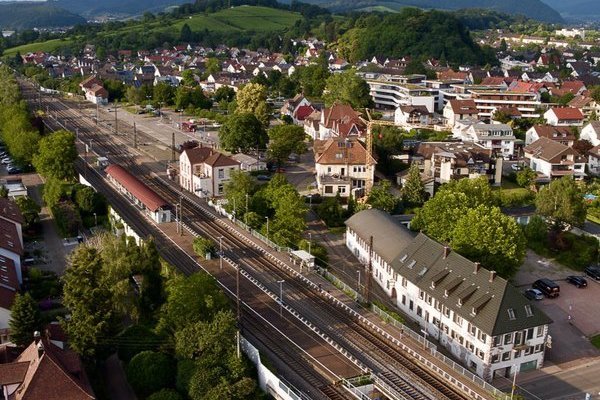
[591,334,600,349]
[3,38,74,56]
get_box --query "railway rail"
[22,80,501,400]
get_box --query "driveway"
[285,146,316,194]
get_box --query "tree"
[157,273,229,335]
[267,125,306,166]
[451,205,526,278]
[323,69,374,109]
[536,176,586,230]
[192,237,216,258]
[367,180,398,213]
[127,351,175,398]
[148,389,183,400]
[235,83,269,127]
[442,177,496,208]
[401,164,427,207]
[0,185,7,198]
[516,167,537,188]
[154,82,175,105]
[9,293,41,347]
[15,196,41,229]
[61,245,117,358]
[219,113,267,153]
[43,178,67,209]
[179,23,192,43]
[224,170,256,217]
[32,130,77,181]
[411,190,469,242]
[214,86,236,103]
[74,185,96,213]
[174,310,236,359]
[293,55,330,98]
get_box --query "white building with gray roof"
[345,210,552,381]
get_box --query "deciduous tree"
[323,69,373,109]
[218,113,267,153]
[15,196,41,229]
[235,83,269,127]
[267,124,306,166]
[516,167,537,188]
[367,180,398,213]
[535,176,586,229]
[401,164,427,207]
[32,130,77,181]
[127,351,175,398]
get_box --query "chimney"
[443,246,450,259]
[37,341,45,358]
[474,262,481,274]
[489,270,497,283]
[33,330,41,344]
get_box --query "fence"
[321,268,365,303]
[371,305,508,399]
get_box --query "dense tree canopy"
[219,113,268,153]
[9,293,41,347]
[32,130,77,181]
[235,83,269,127]
[535,176,587,229]
[367,180,399,213]
[323,69,373,109]
[267,124,306,166]
[401,164,427,207]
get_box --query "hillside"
[540,0,600,21]
[299,0,564,23]
[0,2,85,29]
[3,6,302,55]
[47,0,191,18]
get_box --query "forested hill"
[337,8,496,66]
[0,3,86,29]
[49,0,192,17]
[540,0,600,22]
[299,0,564,23]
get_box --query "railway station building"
[345,209,552,381]
[105,164,172,224]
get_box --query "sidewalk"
[103,353,137,400]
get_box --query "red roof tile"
[294,105,315,121]
[0,218,23,256]
[0,198,24,225]
[549,107,584,120]
[105,165,170,212]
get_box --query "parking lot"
[514,251,600,364]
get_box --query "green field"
[3,6,302,55]
[4,38,75,56]
[173,6,302,32]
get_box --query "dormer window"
[525,305,533,317]
[407,260,416,269]
[507,308,516,321]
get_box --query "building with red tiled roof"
[105,165,172,224]
[0,336,95,400]
[524,137,586,181]
[443,99,479,127]
[317,104,366,141]
[525,125,576,147]
[544,107,585,127]
[179,145,240,198]
[314,137,376,198]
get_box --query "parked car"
[7,166,22,175]
[566,275,588,288]
[256,175,271,181]
[585,266,600,280]
[1,157,12,164]
[524,288,544,301]
[532,278,560,298]
[511,164,523,171]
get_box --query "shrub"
[147,389,183,400]
[496,188,535,207]
[192,237,216,258]
[297,239,328,268]
[126,351,175,398]
[51,201,82,237]
[117,325,164,363]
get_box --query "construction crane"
[360,108,397,195]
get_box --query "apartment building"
[409,142,503,186]
[525,125,576,147]
[544,107,585,127]
[523,137,586,181]
[345,209,552,381]
[365,75,436,112]
[314,137,376,198]
[463,123,516,157]
[467,90,541,119]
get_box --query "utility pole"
[236,264,241,359]
[366,235,373,304]
[179,194,183,236]
[172,131,176,162]
[245,193,249,226]
[96,101,99,125]
[133,122,137,148]
[114,100,118,135]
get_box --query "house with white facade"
[345,209,552,381]
[463,123,516,157]
[314,137,376,198]
[523,137,586,181]
[179,145,240,197]
[443,99,479,128]
[394,105,432,128]
[407,142,502,187]
[588,145,600,176]
[79,75,108,105]
[315,104,366,141]
[543,107,585,127]
[525,125,576,147]
[231,153,266,172]
[580,121,600,146]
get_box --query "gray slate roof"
[392,233,552,336]
[345,209,415,264]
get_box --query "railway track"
[24,81,498,400]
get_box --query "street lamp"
[218,236,224,270]
[356,270,361,292]
[245,193,249,226]
[308,232,312,255]
[420,328,429,350]
[93,212,97,227]
[510,364,518,400]
[277,280,285,315]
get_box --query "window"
[218,168,224,179]
[419,290,425,300]
[527,328,534,340]
[504,333,513,345]
[443,306,451,318]
[416,306,422,317]
[401,277,407,287]
[402,295,406,305]
[327,167,332,173]
[337,186,346,194]
[507,308,516,320]
[453,313,463,327]
[536,326,544,338]
[525,346,532,356]
[514,350,521,359]
[515,331,523,345]
[476,349,484,360]
[468,323,476,336]
[491,354,500,363]
[535,344,543,353]
[502,351,512,361]
[325,186,333,194]
[466,341,474,352]
[525,305,533,318]
[217,183,224,194]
